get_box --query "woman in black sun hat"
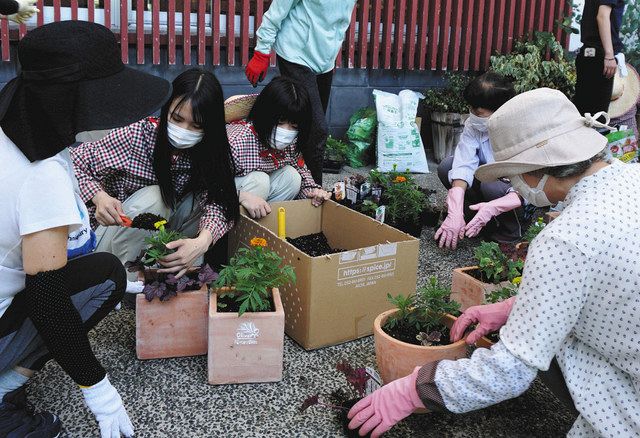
[0,21,170,437]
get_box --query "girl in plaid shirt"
[71,69,239,280]
[227,77,330,219]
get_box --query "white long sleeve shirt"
[432,160,640,437]
[448,120,495,187]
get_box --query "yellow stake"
[278,207,286,239]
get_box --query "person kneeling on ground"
[71,69,239,280]
[0,21,171,437]
[435,72,523,250]
[348,88,640,437]
[226,76,330,219]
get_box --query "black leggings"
[277,55,334,185]
[0,252,125,378]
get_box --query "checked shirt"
[226,120,320,198]
[70,117,232,242]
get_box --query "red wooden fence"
[0,0,570,69]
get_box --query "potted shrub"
[208,237,295,385]
[422,73,471,163]
[300,361,381,438]
[374,277,467,386]
[323,136,348,174]
[490,31,576,99]
[450,241,523,311]
[125,218,218,360]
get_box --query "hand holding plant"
[214,237,296,316]
[141,220,183,266]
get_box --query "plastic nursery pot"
[323,158,345,174]
[374,310,468,386]
[389,220,423,238]
[449,266,511,311]
[421,208,441,227]
[339,399,371,438]
[208,288,285,385]
[135,268,209,360]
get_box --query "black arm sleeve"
[24,266,106,387]
[0,0,19,15]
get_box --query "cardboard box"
[228,200,419,350]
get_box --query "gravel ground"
[24,165,576,437]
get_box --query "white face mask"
[269,126,298,150]
[468,113,489,133]
[510,174,552,207]
[167,121,204,149]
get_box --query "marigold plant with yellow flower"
[215,237,295,316]
[140,221,183,267]
[393,176,407,183]
[250,237,267,247]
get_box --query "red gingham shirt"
[70,117,232,242]
[226,120,320,198]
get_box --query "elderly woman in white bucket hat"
[346,88,640,438]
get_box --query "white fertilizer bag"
[373,89,429,173]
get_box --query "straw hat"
[609,63,640,119]
[224,94,258,123]
[475,88,608,182]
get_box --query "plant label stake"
[278,207,286,239]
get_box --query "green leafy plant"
[214,237,296,316]
[485,283,519,304]
[474,242,523,284]
[380,176,427,225]
[384,277,460,346]
[422,73,472,114]
[141,220,183,266]
[325,136,349,161]
[359,200,379,217]
[523,216,546,242]
[490,31,576,99]
[620,1,640,67]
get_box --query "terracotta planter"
[208,288,285,385]
[450,266,510,311]
[135,283,209,360]
[373,310,468,385]
[544,211,560,223]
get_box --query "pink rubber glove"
[464,192,522,238]
[348,367,425,437]
[434,187,466,249]
[450,297,516,345]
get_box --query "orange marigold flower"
[250,237,267,247]
[393,176,407,183]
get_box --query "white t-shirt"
[0,129,85,318]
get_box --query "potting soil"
[383,324,453,347]
[286,232,344,257]
[131,212,168,230]
[217,294,275,313]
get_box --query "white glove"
[82,376,135,438]
[7,0,38,23]
[615,53,628,77]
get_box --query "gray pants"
[438,156,523,243]
[0,253,124,373]
[235,165,302,202]
[95,185,202,280]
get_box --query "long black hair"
[463,72,515,112]
[247,76,312,153]
[153,68,239,224]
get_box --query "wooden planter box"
[373,310,468,385]
[544,211,560,223]
[135,269,209,360]
[450,266,510,311]
[208,288,285,385]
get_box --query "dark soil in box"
[217,294,275,313]
[383,324,453,347]
[286,232,344,257]
[131,213,167,230]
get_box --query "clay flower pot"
[208,288,285,385]
[544,211,560,223]
[373,310,468,385]
[135,269,209,360]
[450,266,511,311]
